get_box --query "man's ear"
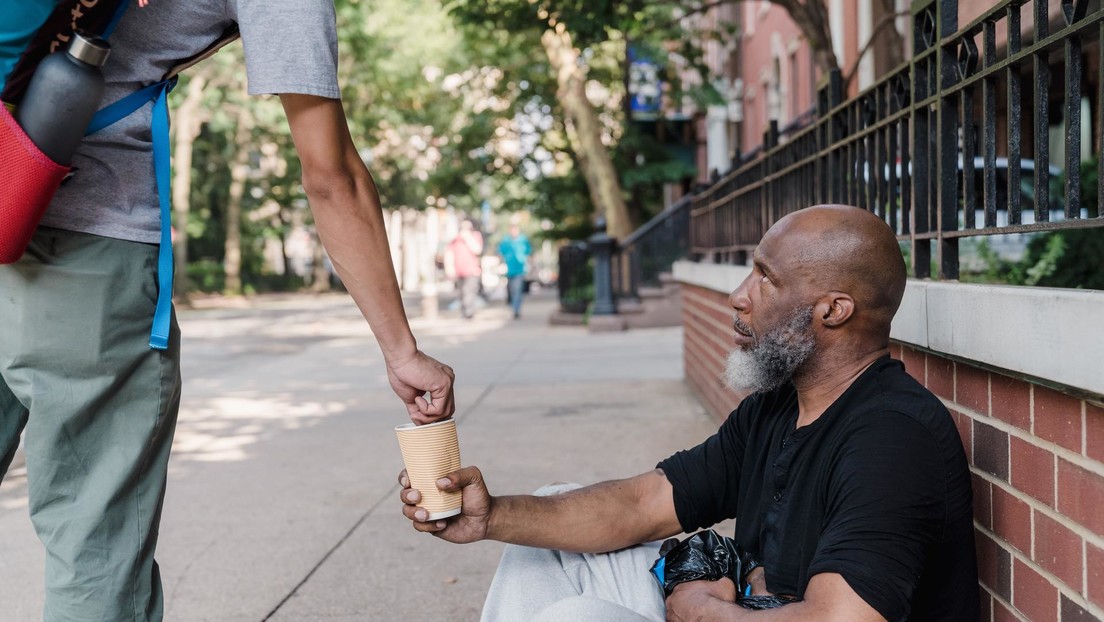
[815,292,854,327]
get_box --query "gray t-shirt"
[41,0,340,243]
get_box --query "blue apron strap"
[101,1,131,39]
[149,77,176,350]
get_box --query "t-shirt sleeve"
[229,0,340,99]
[807,412,945,622]
[657,403,749,533]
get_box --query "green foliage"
[1022,229,1104,289]
[175,0,727,294]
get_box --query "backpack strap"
[147,77,175,350]
[80,25,238,350]
[83,77,177,349]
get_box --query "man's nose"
[729,279,750,312]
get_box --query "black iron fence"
[557,241,592,314]
[691,0,1104,280]
[556,197,692,313]
[612,196,692,300]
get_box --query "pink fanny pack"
[0,105,69,264]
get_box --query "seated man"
[400,204,978,622]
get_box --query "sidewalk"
[0,291,721,621]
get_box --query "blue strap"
[148,78,176,350]
[85,81,166,136]
[84,78,177,349]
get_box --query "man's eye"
[760,274,771,283]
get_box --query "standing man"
[497,222,531,319]
[445,219,484,319]
[0,2,456,620]
[401,205,978,622]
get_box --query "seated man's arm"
[401,466,683,554]
[665,573,886,622]
[279,93,454,422]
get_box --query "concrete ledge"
[672,260,751,294]
[672,260,1104,396]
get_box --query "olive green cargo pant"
[0,228,181,621]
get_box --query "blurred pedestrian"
[497,223,531,319]
[446,219,483,319]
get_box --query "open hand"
[387,350,455,424]
[399,466,492,544]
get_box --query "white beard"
[723,347,767,394]
[723,306,816,394]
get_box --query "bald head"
[764,204,906,327]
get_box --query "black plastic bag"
[649,529,795,610]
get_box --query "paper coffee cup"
[395,418,462,520]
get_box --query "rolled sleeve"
[231,0,340,99]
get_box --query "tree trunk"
[224,104,253,296]
[541,27,633,239]
[170,73,208,301]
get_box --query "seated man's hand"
[666,577,738,622]
[399,465,491,544]
[386,350,455,424]
[746,566,771,596]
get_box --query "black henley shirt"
[658,357,978,621]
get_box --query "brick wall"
[681,283,1104,621]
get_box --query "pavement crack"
[261,317,543,620]
[260,487,394,621]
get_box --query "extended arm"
[401,466,683,554]
[280,93,454,422]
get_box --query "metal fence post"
[588,218,617,316]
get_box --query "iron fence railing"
[691,0,1104,280]
[555,197,692,314]
[557,241,592,314]
[612,196,692,300]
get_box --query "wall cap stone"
[672,260,1104,396]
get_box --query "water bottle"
[14,32,110,166]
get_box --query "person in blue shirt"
[497,223,532,319]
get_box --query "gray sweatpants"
[480,484,667,622]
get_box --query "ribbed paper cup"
[395,418,462,520]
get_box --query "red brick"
[974,473,993,529]
[928,355,955,401]
[1034,386,1084,453]
[957,364,991,416]
[993,598,1021,622]
[992,374,1032,433]
[1087,402,1104,463]
[1088,542,1104,609]
[955,410,974,463]
[1060,595,1098,622]
[975,421,1010,481]
[1032,510,1083,592]
[1012,559,1058,622]
[992,485,1033,555]
[901,346,925,385]
[1010,437,1056,507]
[978,529,1013,601]
[1057,459,1104,536]
[888,342,902,360]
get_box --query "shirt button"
[773,491,783,502]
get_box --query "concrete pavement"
[0,290,723,621]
